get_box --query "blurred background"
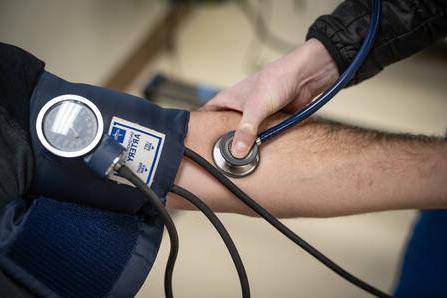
[1,0,446,297]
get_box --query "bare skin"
[203,38,339,158]
[167,111,447,218]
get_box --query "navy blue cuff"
[29,71,189,215]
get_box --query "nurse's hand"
[202,38,339,158]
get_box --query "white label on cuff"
[108,116,165,187]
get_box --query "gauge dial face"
[36,95,104,158]
[43,100,98,152]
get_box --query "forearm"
[168,111,447,217]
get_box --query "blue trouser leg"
[395,210,447,298]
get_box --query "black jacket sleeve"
[306,0,447,85]
[0,42,45,131]
[0,43,45,206]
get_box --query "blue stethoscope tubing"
[258,0,381,144]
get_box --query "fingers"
[282,96,310,113]
[282,67,339,113]
[201,89,244,112]
[199,103,227,112]
[200,95,228,111]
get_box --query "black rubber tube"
[171,185,250,298]
[118,165,178,298]
[184,147,391,298]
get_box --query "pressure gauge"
[36,94,104,158]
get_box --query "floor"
[1,1,446,297]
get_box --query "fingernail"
[232,140,248,158]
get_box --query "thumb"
[231,101,264,159]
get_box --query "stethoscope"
[205,0,391,297]
[35,1,392,297]
[214,0,381,178]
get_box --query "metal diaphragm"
[212,131,260,178]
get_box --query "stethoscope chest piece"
[213,131,260,178]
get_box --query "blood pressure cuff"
[0,197,163,297]
[29,71,189,215]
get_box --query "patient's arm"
[167,111,447,218]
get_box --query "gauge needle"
[70,127,80,139]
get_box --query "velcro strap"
[0,197,162,298]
